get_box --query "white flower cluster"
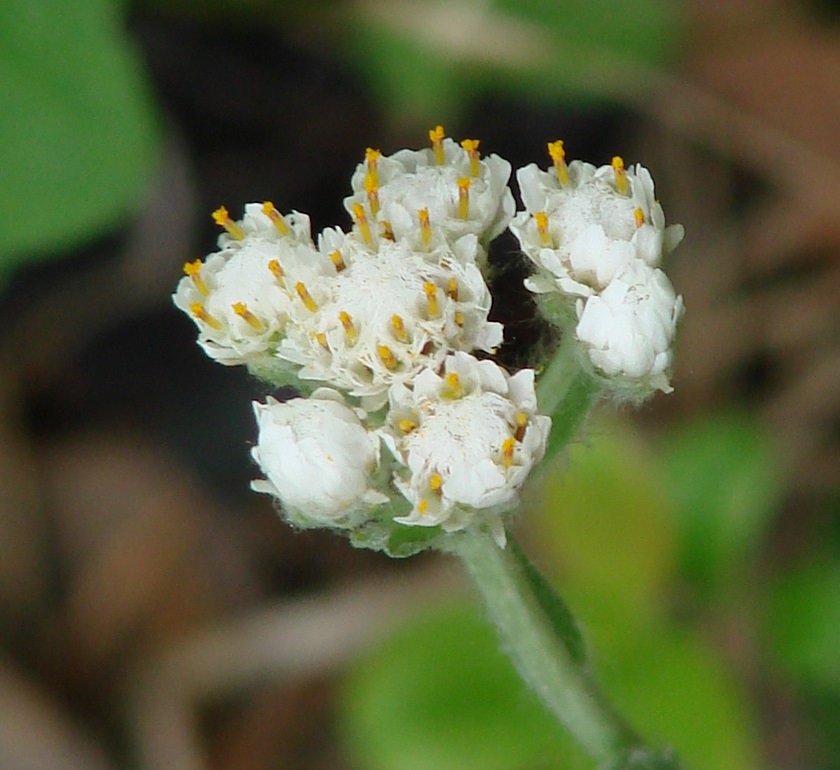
[174,129,684,552]
[510,143,684,395]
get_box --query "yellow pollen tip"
[338,310,358,342]
[547,140,570,186]
[418,208,432,246]
[424,282,439,319]
[378,344,398,370]
[612,156,629,195]
[454,311,465,326]
[329,249,346,272]
[429,472,443,492]
[418,498,429,514]
[457,177,471,219]
[365,147,381,186]
[634,207,645,228]
[232,302,266,332]
[267,259,285,286]
[502,437,516,468]
[183,260,209,296]
[460,138,481,177]
[398,418,417,434]
[430,125,446,165]
[514,412,528,441]
[295,282,319,312]
[444,371,463,397]
[212,206,245,240]
[261,201,290,235]
[535,211,551,246]
[190,302,223,330]
[391,314,409,342]
[352,202,373,246]
[445,277,459,300]
[316,332,328,348]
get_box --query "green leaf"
[0,0,160,280]
[340,601,593,770]
[660,413,782,593]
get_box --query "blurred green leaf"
[660,414,781,594]
[0,0,160,280]
[765,561,840,691]
[340,601,593,770]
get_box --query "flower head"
[251,389,389,527]
[379,352,551,545]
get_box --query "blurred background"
[1,0,839,768]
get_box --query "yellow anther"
[212,206,245,240]
[502,436,516,468]
[329,249,346,272]
[453,311,465,326]
[352,202,373,246]
[612,156,629,195]
[391,314,409,342]
[460,138,481,177]
[514,412,528,441]
[190,302,223,330]
[365,147,381,187]
[338,310,358,343]
[232,302,266,332]
[457,177,471,219]
[183,259,209,296]
[380,220,395,241]
[547,140,569,186]
[378,344,398,370]
[424,282,440,319]
[429,125,446,165]
[418,498,429,514]
[316,332,329,348]
[634,207,645,228]
[295,282,319,312]
[429,472,443,492]
[445,277,459,301]
[534,211,552,247]
[444,371,463,398]
[364,174,380,216]
[261,201,290,235]
[418,208,432,247]
[267,259,286,287]
[398,418,417,434]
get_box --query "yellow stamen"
[352,202,373,246]
[424,282,439,319]
[398,418,417,434]
[460,138,481,177]
[429,472,443,492]
[514,412,528,441]
[534,211,552,247]
[454,311,465,326]
[418,498,429,514]
[329,249,346,272]
[364,174,380,216]
[378,344,398,370]
[547,140,569,186]
[418,208,432,247]
[612,156,629,195]
[502,436,516,468]
[391,314,409,342]
[316,332,328,348]
[183,260,209,296]
[261,201,290,235]
[429,125,446,165]
[634,207,645,228]
[365,147,381,187]
[338,310,358,343]
[445,277,459,301]
[267,259,285,287]
[295,282,319,312]
[211,206,245,240]
[457,177,471,219]
[380,221,395,241]
[190,302,223,330]
[444,371,463,398]
[232,302,266,332]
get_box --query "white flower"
[512,156,684,299]
[379,352,551,546]
[250,389,389,527]
[344,133,515,252]
[173,204,331,367]
[574,260,684,395]
[277,229,503,409]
